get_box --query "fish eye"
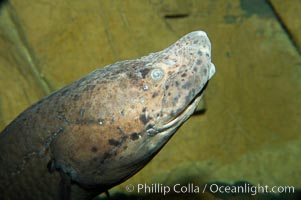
[150,68,164,81]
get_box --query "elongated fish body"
[0,31,215,200]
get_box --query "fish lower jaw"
[144,94,203,154]
[155,93,204,137]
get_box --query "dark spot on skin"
[172,96,179,106]
[181,73,187,77]
[140,68,150,78]
[170,111,175,117]
[72,94,80,101]
[120,110,125,116]
[197,50,203,56]
[165,85,169,90]
[203,68,207,76]
[140,113,149,125]
[111,117,115,122]
[168,92,171,96]
[152,92,158,98]
[117,126,124,135]
[182,81,192,89]
[175,81,180,87]
[142,107,147,112]
[185,89,197,105]
[193,67,198,72]
[127,72,138,79]
[192,89,196,96]
[206,53,210,58]
[196,59,202,65]
[108,139,121,146]
[91,146,98,153]
[146,124,154,130]
[185,94,192,105]
[130,132,140,140]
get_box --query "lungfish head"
[52,31,215,191]
[96,31,215,186]
[118,31,216,154]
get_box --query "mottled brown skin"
[0,31,215,200]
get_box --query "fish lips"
[157,58,216,133]
[150,83,208,138]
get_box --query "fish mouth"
[150,58,215,137]
[154,81,208,135]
